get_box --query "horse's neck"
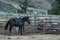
[22,18,26,22]
[22,20,25,22]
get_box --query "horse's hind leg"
[5,23,9,30]
[5,20,10,30]
[9,26,13,33]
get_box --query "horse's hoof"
[4,28,7,30]
[18,32,24,35]
[21,33,23,35]
[20,33,24,35]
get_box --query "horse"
[4,16,30,35]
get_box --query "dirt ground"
[0,26,60,40]
[0,34,60,40]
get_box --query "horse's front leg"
[21,25,24,35]
[19,25,23,35]
[22,25,24,34]
[19,26,20,34]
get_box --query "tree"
[18,0,35,13]
[48,0,60,15]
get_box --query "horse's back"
[9,18,16,23]
[16,18,22,23]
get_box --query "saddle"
[16,17,23,23]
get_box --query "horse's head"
[22,16,30,24]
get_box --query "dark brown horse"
[4,16,30,35]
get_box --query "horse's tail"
[4,20,10,30]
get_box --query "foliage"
[17,0,35,13]
[48,0,60,15]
